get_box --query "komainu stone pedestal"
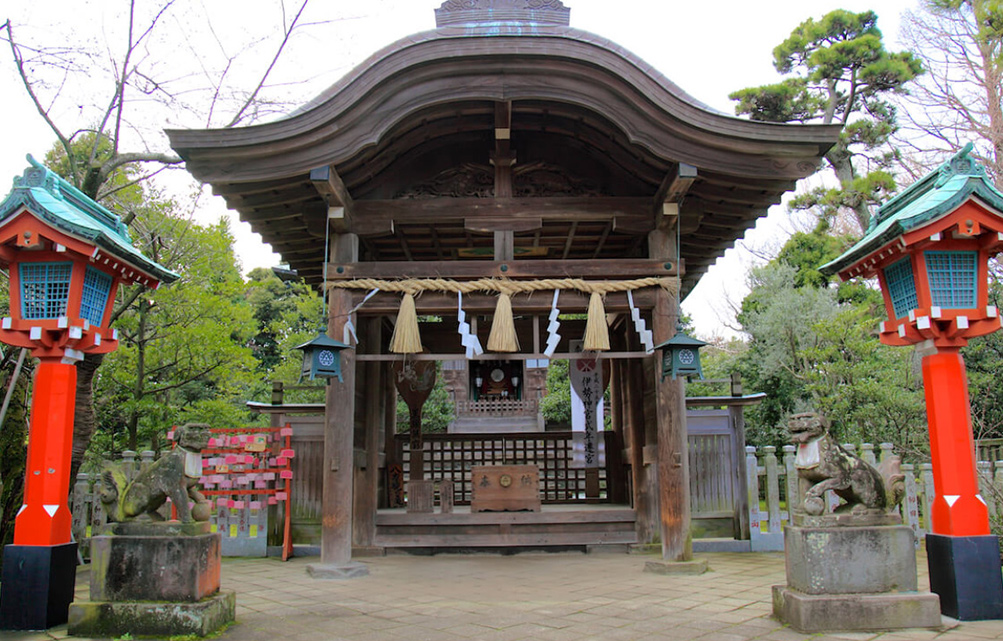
[773,525,941,632]
[68,522,235,637]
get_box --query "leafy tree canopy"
[730,9,922,232]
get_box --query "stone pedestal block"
[927,533,1003,620]
[784,525,918,594]
[89,525,220,602]
[0,543,78,630]
[775,524,942,633]
[69,525,233,638]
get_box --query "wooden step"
[375,508,638,548]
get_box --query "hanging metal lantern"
[295,332,349,382]
[656,331,707,381]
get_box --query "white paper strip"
[457,292,484,358]
[343,289,380,345]
[627,290,654,353]
[544,290,562,357]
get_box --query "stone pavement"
[4,550,1002,641]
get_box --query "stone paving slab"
[2,551,1002,641]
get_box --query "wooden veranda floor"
[375,504,637,550]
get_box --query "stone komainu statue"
[788,412,905,517]
[100,423,212,523]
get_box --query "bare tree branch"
[4,20,76,183]
[226,0,310,128]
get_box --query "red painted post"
[13,359,78,547]
[921,349,990,537]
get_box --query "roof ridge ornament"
[868,143,989,233]
[935,142,985,187]
[435,0,571,28]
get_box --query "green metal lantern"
[296,332,349,382]
[656,331,707,381]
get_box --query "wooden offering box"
[470,464,541,512]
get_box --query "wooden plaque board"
[470,464,541,512]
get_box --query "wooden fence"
[745,443,1003,551]
[395,430,619,504]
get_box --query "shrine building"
[167,1,838,568]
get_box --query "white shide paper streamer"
[457,291,484,359]
[627,290,654,353]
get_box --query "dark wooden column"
[309,233,368,577]
[353,317,382,550]
[632,340,658,543]
[383,359,399,508]
[649,228,692,562]
[607,327,628,505]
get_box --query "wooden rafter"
[310,165,355,231]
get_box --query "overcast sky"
[1,0,919,337]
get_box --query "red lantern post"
[823,144,1003,620]
[0,160,177,630]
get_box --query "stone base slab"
[643,558,709,575]
[773,585,941,632]
[306,561,370,579]
[67,590,235,638]
[785,524,917,594]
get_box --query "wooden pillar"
[650,228,692,562]
[608,328,627,505]
[383,359,400,508]
[633,343,658,543]
[310,233,367,577]
[353,317,382,549]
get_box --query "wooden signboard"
[470,464,541,512]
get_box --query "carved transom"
[394,161,607,199]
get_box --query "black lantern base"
[926,533,1003,620]
[0,542,78,630]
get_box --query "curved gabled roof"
[823,144,1003,278]
[167,7,840,292]
[0,158,179,285]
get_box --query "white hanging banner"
[569,348,603,468]
[544,289,562,357]
[342,288,380,345]
[627,290,654,353]
[457,291,484,359]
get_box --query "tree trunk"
[1,361,32,551]
[69,352,105,483]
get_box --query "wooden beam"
[356,351,652,362]
[328,258,678,280]
[654,162,698,207]
[345,289,659,315]
[592,221,613,259]
[562,221,578,259]
[310,165,355,232]
[465,217,542,233]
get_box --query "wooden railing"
[454,398,539,416]
[744,443,1003,551]
[396,431,618,504]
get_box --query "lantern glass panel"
[884,258,918,319]
[926,251,977,308]
[80,267,113,326]
[20,262,72,319]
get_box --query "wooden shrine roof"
[166,3,840,296]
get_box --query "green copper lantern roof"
[654,331,708,350]
[821,144,1003,276]
[295,332,350,352]
[0,156,179,284]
